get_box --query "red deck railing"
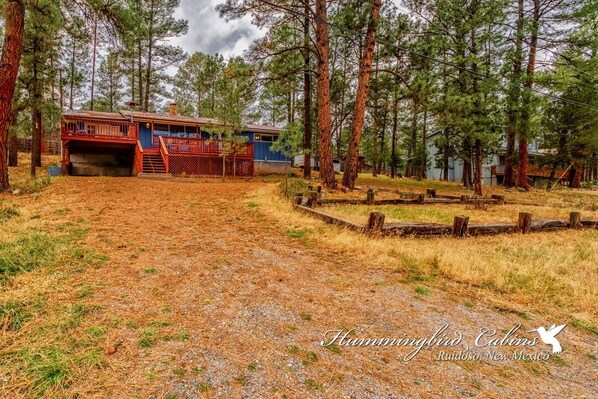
[161,136,253,157]
[62,118,137,140]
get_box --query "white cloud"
[170,0,264,58]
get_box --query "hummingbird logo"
[528,324,566,354]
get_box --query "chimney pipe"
[169,103,178,117]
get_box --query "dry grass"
[322,203,598,224]
[1,162,597,398]
[250,181,598,327]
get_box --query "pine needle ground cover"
[1,162,596,398]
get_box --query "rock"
[12,189,20,195]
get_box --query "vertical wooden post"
[569,211,581,229]
[367,212,385,233]
[316,185,323,199]
[306,192,318,207]
[417,194,425,204]
[518,212,532,234]
[452,215,470,237]
[366,188,375,205]
[293,193,304,205]
[426,188,436,198]
[460,195,468,203]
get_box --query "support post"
[367,212,385,233]
[569,211,581,229]
[305,192,318,207]
[366,188,375,205]
[452,215,470,237]
[293,193,304,205]
[460,195,468,203]
[426,188,436,198]
[417,194,425,204]
[518,212,532,234]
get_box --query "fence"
[17,138,61,155]
[292,187,597,238]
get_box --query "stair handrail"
[136,140,144,175]
[159,136,169,173]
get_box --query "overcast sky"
[169,0,264,58]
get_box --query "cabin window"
[185,126,199,137]
[154,123,169,135]
[255,134,277,142]
[170,125,185,134]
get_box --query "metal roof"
[63,110,283,134]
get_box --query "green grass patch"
[280,178,310,198]
[285,228,308,239]
[0,301,31,331]
[572,319,598,336]
[139,328,157,348]
[414,286,430,296]
[0,229,107,281]
[0,202,21,221]
[304,378,322,391]
[323,343,341,354]
[24,345,72,395]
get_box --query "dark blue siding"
[253,142,288,161]
[243,131,290,161]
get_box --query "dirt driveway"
[4,177,596,398]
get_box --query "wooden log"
[468,224,518,235]
[518,212,533,234]
[491,194,505,205]
[424,198,461,204]
[531,219,568,231]
[426,188,437,198]
[308,185,313,191]
[372,198,418,205]
[318,198,365,205]
[294,205,364,232]
[366,188,375,205]
[305,192,318,208]
[316,185,322,193]
[453,215,470,237]
[581,219,598,228]
[382,222,452,236]
[293,193,304,205]
[569,212,581,229]
[417,194,425,204]
[367,212,385,233]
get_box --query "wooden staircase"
[142,152,167,174]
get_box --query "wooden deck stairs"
[142,152,167,174]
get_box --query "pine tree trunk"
[342,0,381,188]
[474,138,483,195]
[138,41,143,109]
[518,0,540,190]
[406,101,417,177]
[90,18,98,110]
[0,0,24,190]
[303,5,312,179]
[31,41,43,173]
[315,0,335,188]
[69,37,76,110]
[390,90,398,178]
[504,0,524,188]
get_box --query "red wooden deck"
[62,116,254,177]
